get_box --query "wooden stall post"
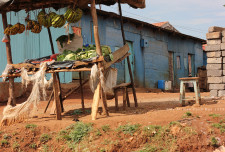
[2,12,16,106]
[118,0,138,107]
[52,73,62,120]
[47,27,64,112]
[91,0,109,118]
[79,72,85,112]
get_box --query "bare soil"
[0,82,224,152]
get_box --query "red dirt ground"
[0,82,224,152]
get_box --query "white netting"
[89,64,117,95]
[1,63,52,126]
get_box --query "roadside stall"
[0,0,145,125]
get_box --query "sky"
[98,0,225,40]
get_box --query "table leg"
[193,81,200,106]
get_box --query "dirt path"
[0,85,224,151]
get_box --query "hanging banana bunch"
[38,10,57,28]
[26,19,42,33]
[51,15,66,28]
[64,8,83,23]
[4,23,25,35]
[16,23,25,34]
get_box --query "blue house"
[0,8,205,88]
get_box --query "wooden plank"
[91,83,101,120]
[103,44,130,69]
[101,88,109,116]
[52,73,62,120]
[113,82,131,89]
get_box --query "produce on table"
[51,15,66,28]
[56,45,113,62]
[64,8,83,23]
[4,23,25,35]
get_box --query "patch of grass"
[219,119,225,124]
[101,125,110,132]
[143,125,163,137]
[95,129,102,137]
[42,144,49,152]
[212,123,225,133]
[101,139,111,145]
[0,139,9,146]
[40,134,52,143]
[3,134,11,140]
[12,141,20,150]
[69,122,93,143]
[116,123,141,135]
[209,114,221,118]
[0,131,2,135]
[25,124,37,129]
[183,111,192,118]
[29,143,37,149]
[183,127,197,135]
[58,122,92,144]
[169,121,181,127]
[137,145,164,152]
[142,125,177,151]
[72,109,83,115]
[211,137,219,147]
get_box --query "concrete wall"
[0,8,203,88]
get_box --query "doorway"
[125,41,134,83]
[188,54,195,76]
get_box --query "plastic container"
[165,81,172,90]
[158,80,165,90]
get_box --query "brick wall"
[206,26,225,97]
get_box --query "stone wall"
[206,26,225,97]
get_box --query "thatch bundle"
[0,0,145,13]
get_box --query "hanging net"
[1,63,52,126]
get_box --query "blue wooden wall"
[0,8,203,88]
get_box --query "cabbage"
[63,53,77,61]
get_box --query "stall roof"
[0,0,145,13]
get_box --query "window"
[176,56,181,69]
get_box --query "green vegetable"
[63,53,77,61]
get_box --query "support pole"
[79,72,85,112]
[47,27,64,112]
[2,12,16,106]
[118,0,138,107]
[91,0,109,118]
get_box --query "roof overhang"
[0,0,145,13]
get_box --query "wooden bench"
[113,82,132,111]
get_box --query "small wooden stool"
[179,77,201,106]
[113,82,132,111]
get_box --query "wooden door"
[125,41,134,83]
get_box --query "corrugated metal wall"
[0,8,204,88]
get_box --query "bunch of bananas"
[38,10,56,28]
[26,20,42,33]
[64,8,83,23]
[51,15,66,28]
[4,23,25,35]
